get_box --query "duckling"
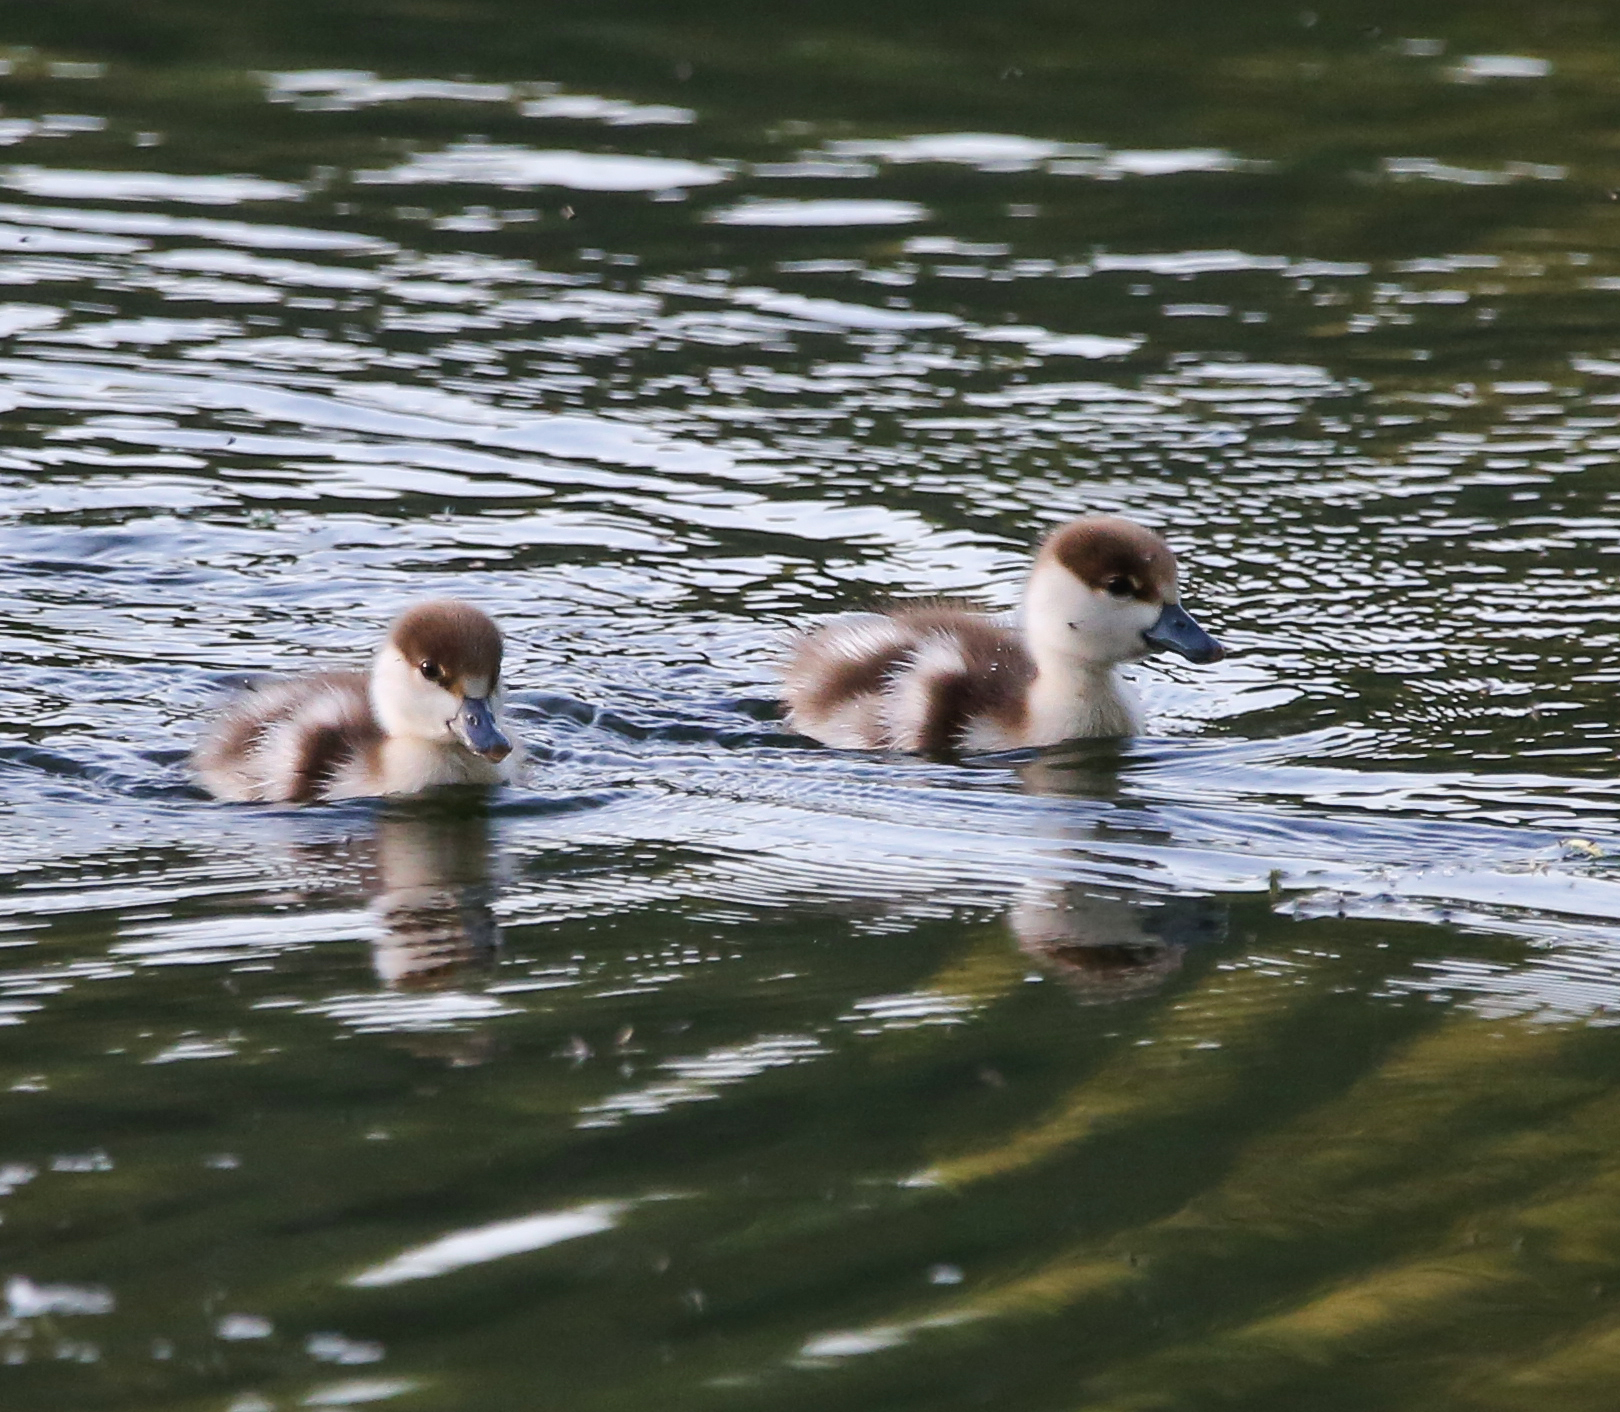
[194,600,520,803]
[782,515,1223,754]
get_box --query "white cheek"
[373,650,459,740]
[1067,594,1160,661]
[1024,566,1170,666]
[1115,602,1163,659]
[408,681,459,737]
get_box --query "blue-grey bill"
[454,696,512,761]
[1142,602,1225,664]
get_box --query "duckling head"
[1024,515,1224,669]
[371,600,513,762]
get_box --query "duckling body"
[783,516,1223,755]
[194,600,520,803]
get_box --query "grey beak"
[1142,602,1225,664]
[453,696,512,762]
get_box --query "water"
[5,3,1620,1407]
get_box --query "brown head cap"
[388,600,504,689]
[1038,515,1179,602]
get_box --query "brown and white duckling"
[194,600,520,803]
[782,515,1223,755]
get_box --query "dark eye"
[1105,575,1136,599]
[420,660,443,682]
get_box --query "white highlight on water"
[347,1202,623,1287]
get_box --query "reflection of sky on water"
[3,15,1620,1406]
[349,1202,625,1286]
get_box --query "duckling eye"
[420,660,443,682]
[1105,575,1136,599]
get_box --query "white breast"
[354,737,510,798]
[1023,666,1142,745]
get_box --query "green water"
[6,2,1620,1408]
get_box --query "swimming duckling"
[194,600,520,803]
[783,515,1223,754]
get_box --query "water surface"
[5,4,1620,1408]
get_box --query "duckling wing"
[194,671,381,803]
[783,613,916,749]
[882,609,1035,755]
[783,609,1033,754]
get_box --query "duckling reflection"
[368,802,501,989]
[1008,740,1225,1001]
[1013,736,1135,802]
[1009,884,1224,1003]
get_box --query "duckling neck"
[1023,657,1141,743]
[377,736,505,793]
[1019,570,1143,742]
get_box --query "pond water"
[6,2,1620,1408]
